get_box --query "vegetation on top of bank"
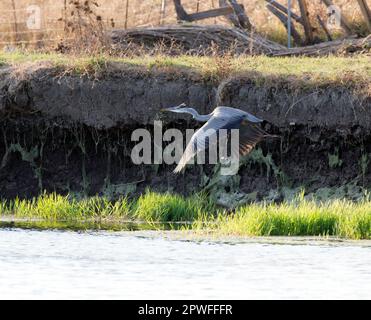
[0,191,370,239]
[0,51,369,88]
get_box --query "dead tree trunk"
[173,0,190,21]
[320,0,353,35]
[226,0,252,31]
[124,0,130,29]
[219,0,240,27]
[160,0,167,25]
[297,0,314,44]
[10,0,18,43]
[357,0,371,32]
[218,0,253,31]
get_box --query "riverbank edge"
[2,216,371,246]
[1,52,371,201]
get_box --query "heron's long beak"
[160,103,186,112]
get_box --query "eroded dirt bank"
[0,62,370,205]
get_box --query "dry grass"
[0,0,369,49]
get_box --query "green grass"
[192,197,371,240]
[1,193,132,220]
[0,191,370,239]
[134,191,214,222]
[0,51,369,88]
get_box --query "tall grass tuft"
[134,191,215,222]
[1,193,131,220]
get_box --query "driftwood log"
[274,35,371,56]
[109,25,370,57]
[110,25,285,55]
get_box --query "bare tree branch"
[188,7,234,21]
[316,14,333,41]
[264,0,303,24]
[173,2,235,22]
[266,3,303,46]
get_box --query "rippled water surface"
[0,228,370,299]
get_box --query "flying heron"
[161,103,275,173]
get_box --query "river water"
[0,227,370,299]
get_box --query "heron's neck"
[187,109,211,122]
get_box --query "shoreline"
[1,216,371,246]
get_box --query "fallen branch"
[273,35,371,56]
[109,25,370,57]
[110,25,285,55]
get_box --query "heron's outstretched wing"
[236,123,267,156]
[174,115,267,173]
[174,115,235,173]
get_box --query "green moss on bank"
[1,192,370,239]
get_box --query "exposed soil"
[0,62,370,203]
